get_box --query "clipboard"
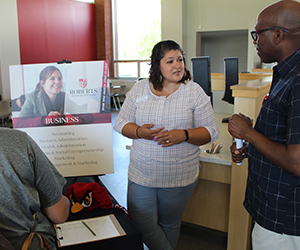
[54,214,126,247]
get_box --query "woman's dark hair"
[35,66,62,90]
[149,40,191,90]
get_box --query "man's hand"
[228,113,252,139]
[230,142,248,163]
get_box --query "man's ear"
[274,29,285,45]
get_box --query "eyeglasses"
[250,27,290,41]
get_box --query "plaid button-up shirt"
[246,49,300,236]
[114,79,219,188]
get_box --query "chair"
[135,77,146,82]
[0,100,11,127]
[113,84,127,110]
[110,86,119,111]
[221,57,239,123]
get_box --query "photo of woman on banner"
[15,65,93,128]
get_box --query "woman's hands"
[137,123,165,140]
[154,129,186,147]
[124,123,210,147]
[48,111,62,116]
[122,123,164,140]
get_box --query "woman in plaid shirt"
[114,40,219,250]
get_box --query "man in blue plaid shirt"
[228,1,300,249]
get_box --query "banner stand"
[9,60,114,177]
[57,59,72,64]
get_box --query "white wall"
[161,0,183,45]
[0,0,20,100]
[199,0,275,31]
[163,0,278,71]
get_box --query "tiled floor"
[99,111,227,250]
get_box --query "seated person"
[0,127,70,249]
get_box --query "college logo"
[79,78,88,88]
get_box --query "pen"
[81,220,96,236]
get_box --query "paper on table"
[55,214,126,247]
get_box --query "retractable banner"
[9,61,114,177]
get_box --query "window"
[112,0,161,78]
